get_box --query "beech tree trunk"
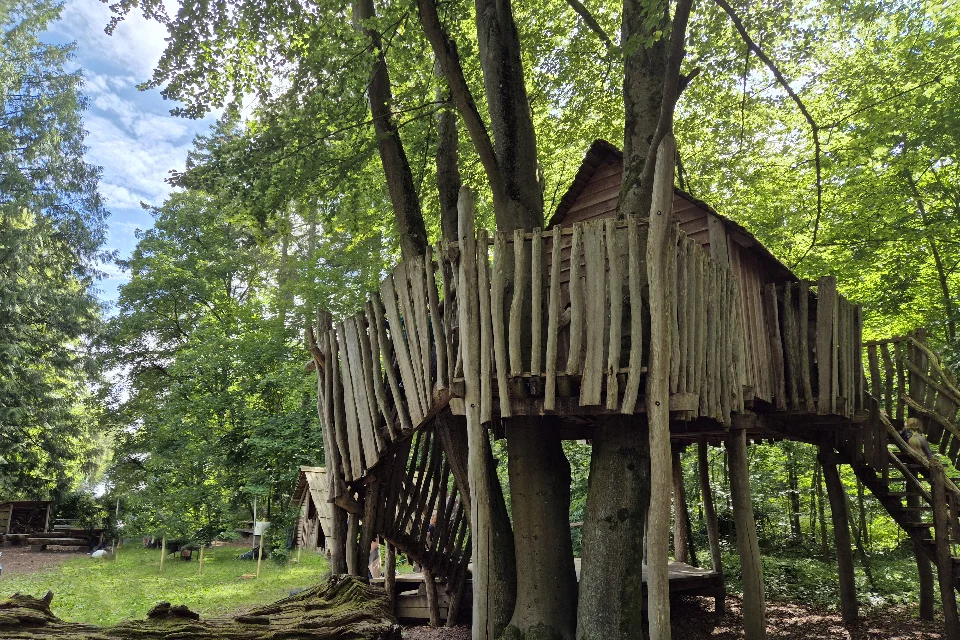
[698,437,723,577]
[354,0,428,259]
[619,0,669,220]
[0,576,400,639]
[577,416,650,640]
[672,446,695,565]
[503,419,577,640]
[436,90,462,244]
[818,447,858,626]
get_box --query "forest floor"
[399,596,944,639]
[0,545,330,626]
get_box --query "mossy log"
[0,575,401,640]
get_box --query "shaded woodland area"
[2,0,959,638]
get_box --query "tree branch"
[416,0,507,212]
[713,0,823,268]
[565,0,613,49]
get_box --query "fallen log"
[0,574,401,640]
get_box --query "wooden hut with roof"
[292,466,336,554]
[305,138,960,635]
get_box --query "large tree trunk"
[354,0,428,259]
[619,0,669,220]
[0,576,400,639]
[436,88,462,244]
[473,0,543,230]
[503,419,577,640]
[577,416,650,640]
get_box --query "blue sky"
[46,0,218,306]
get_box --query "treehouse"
[306,140,960,635]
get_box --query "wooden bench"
[28,537,88,552]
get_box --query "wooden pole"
[256,525,265,578]
[384,542,397,612]
[930,461,960,640]
[457,187,516,639]
[727,419,766,640]
[818,447,858,626]
[346,513,360,576]
[906,492,935,619]
[645,132,676,640]
[698,437,723,587]
[297,541,302,564]
[199,545,205,576]
[672,446,694,565]
[159,536,166,573]
[424,567,441,627]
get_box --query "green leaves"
[0,2,108,497]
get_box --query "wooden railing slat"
[605,218,624,410]
[580,221,606,406]
[545,226,563,411]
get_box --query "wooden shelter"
[0,501,51,535]
[306,140,960,635]
[292,466,336,554]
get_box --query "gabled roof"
[548,139,796,281]
[291,466,327,506]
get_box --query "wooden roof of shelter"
[0,501,52,508]
[548,139,796,283]
[291,466,328,507]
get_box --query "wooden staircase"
[839,332,960,588]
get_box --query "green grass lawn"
[0,545,330,626]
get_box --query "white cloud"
[59,0,169,78]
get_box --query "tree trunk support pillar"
[818,446,858,626]
[727,416,766,640]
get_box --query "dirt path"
[0,547,80,579]
[401,596,944,639]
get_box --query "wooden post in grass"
[199,545,205,576]
[160,536,166,573]
[297,541,302,564]
[256,524,265,578]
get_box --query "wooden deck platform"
[372,560,724,623]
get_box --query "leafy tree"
[0,0,108,497]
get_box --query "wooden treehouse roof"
[548,139,795,283]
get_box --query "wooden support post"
[672,446,693,565]
[256,526,265,578]
[424,567,442,627]
[346,512,361,576]
[159,536,166,573]
[727,418,766,640]
[329,503,348,575]
[384,542,397,612]
[458,187,516,640]
[698,437,723,577]
[818,447,858,626]
[646,133,676,640]
[199,545,205,576]
[930,461,960,640]
[906,493,935,620]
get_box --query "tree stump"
[0,575,401,639]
